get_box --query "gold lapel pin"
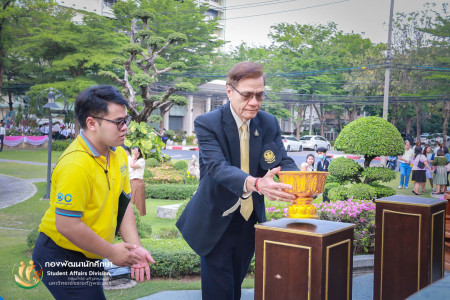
[254,129,259,136]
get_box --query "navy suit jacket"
[176,103,299,257]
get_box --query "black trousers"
[32,233,106,300]
[200,211,256,300]
[0,134,3,152]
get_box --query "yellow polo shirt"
[39,132,131,259]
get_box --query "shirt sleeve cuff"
[242,176,252,199]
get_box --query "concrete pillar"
[187,95,194,136]
[206,96,211,113]
[289,104,294,134]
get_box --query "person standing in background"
[301,154,315,171]
[398,140,414,189]
[0,121,5,152]
[130,146,146,216]
[423,145,435,193]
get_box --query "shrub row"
[52,140,72,151]
[146,184,198,200]
[328,183,396,201]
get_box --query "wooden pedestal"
[254,218,355,300]
[444,191,450,271]
[373,195,446,300]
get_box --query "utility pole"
[382,0,395,120]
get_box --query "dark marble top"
[376,195,447,207]
[255,218,355,237]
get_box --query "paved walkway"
[137,273,375,300]
[0,174,42,209]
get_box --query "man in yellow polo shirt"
[33,85,155,299]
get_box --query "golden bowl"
[278,171,329,219]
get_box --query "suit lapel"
[250,114,263,175]
[222,103,241,168]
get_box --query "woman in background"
[398,140,414,189]
[300,154,315,171]
[130,146,146,216]
[432,149,447,194]
[411,146,432,195]
[423,145,435,193]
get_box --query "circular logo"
[57,193,64,201]
[12,260,43,289]
[65,194,72,202]
[264,150,276,163]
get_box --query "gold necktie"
[240,123,253,221]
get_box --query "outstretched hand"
[129,246,156,282]
[257,167,296,203]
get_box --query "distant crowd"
[1,119,76,140]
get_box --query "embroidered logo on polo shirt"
[57,193,72,203]
[120,164,127,175]
[264,150,276,163]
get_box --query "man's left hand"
[130,246,156,281]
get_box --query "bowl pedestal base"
[287,197,317,219]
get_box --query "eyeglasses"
[229,84,265,102]
[92,115,132,130]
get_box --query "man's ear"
[85,117,97,131]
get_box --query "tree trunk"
[364,155,376,169]
[8,90,13,111]
[295,104,305,139]
[312,103,325,137]
[406,116,413,134]
[416,102,421,143]
[338,114,342,132]
[309,104,313,135]
[350,104,357,122]
[392,104,398,127]
[443,100,450,147]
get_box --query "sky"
[223,0,447,50]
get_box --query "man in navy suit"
[176,62,299,299]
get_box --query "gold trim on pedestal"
[263,240,312,300]
[376,200,445,207]
[255,223,355,238]
[431,210,446,281]
[380,209,422,299]
[326,239,351,300]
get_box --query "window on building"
[104,0,117,8]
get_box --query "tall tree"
[109,0,223,124]
[0,0,54,108]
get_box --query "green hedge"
[328,157,363,183]
[141,238,200,278]
[328,186,349,201]
[146,157,159,168]
[173,160,188,170]
[369,183,396,199]
[146,184,198,200]
[347,183,376,200]
[362,167,396,183]
[52,140,72,151]
[323,182,340,198]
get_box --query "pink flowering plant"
[265,202,289,221]
[316,198,376,254]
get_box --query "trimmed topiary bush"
[334,116,404,168]
[173,160,188,170]
[146,157,159,168]
[362,167,396,184]
[328,157,363,183]
[146,184,197,200]
[323,182,340,198]
[328,186,349,201]
[347,183,377,200]
[325,174,340,184]
[369,183,396,199]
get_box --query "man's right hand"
[107,243,142,267]
[257,167,296,203]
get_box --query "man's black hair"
[75,85,129,129]
[316,147,327,153]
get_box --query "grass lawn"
[0,149,64,164]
